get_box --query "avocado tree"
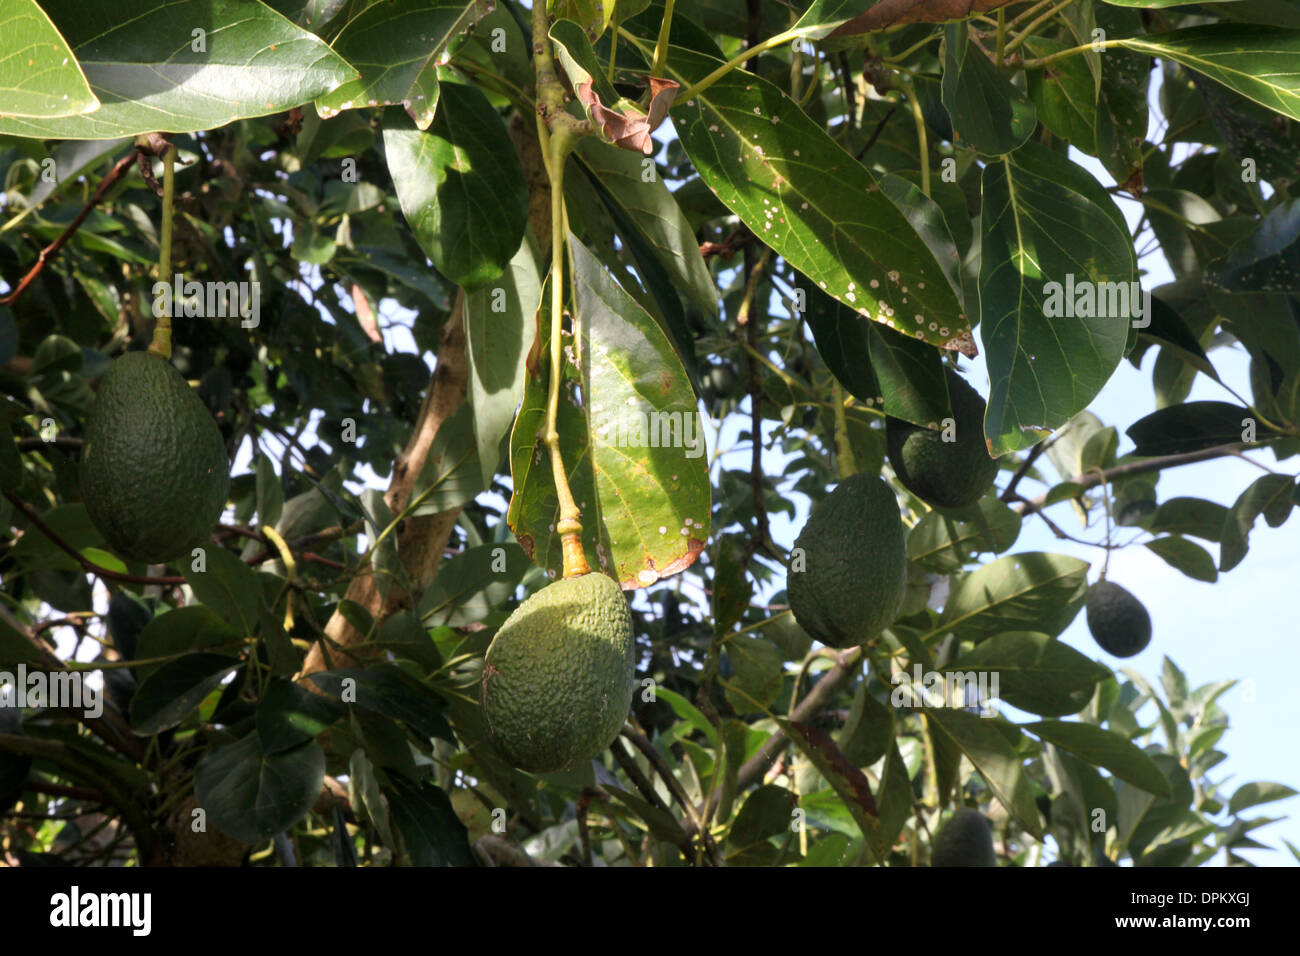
[1,0,1297,867]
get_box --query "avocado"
[931,807,996,867]
[80,351,230,563]
[481,571,636,773]
[786,472,907,648]
[1085,579,1151,658]
[886,367,998,509]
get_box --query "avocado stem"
[149,142,176,360]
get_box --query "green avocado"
[1085,579,1151,657]
[79,351,230,563]
[786,472,907,648]
[886,367,998,509]
[931,807,997,867]
[481,571,636,773]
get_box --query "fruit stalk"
[540,121,588,579]
[149,142,176,360]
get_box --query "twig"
[999,435,1054,502]
[0,150,137,307]
[3,490,185,585]
[1011,442,1262,518]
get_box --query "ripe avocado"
[79,351,230,563]
[481,571,636,773]
[1085,579,1151,657]
[886,368,998,509]
[786,472,907,648]
[931,807,996,867]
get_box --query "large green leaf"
[1126,401,1264,455]
[464,232,543,484]
[194,734,325,843]
[925,709,1042,835]
[668,46,975,355]
[942,23,1036,156]
[129,653,241,735]
[978,143,1135,454]
[0,0,97,118]
[185,545,262,637]
[0,0,354,139]
[385,72,527,291]
[315,0,488,128]
[1207,197,1300,293]
[907,498,1023,573]
[1024,719,1172,797]
[947,631,1110,717]
[1144,535,1218,582]
[416,542,531,627]
[383,775,476,866]
[1119,26,1300,122]
[934,552,1090,641]
[507,236,710,587]
[803,285,950,427]
[574,138,718,317]
[407,402,484,518]
[309,664,454,744]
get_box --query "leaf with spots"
[666,45,975,356]
[506,236,710,588]
[978,142,1135,456]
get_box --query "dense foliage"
[1,0,1297,867]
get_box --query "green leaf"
[654,687,717,747]
[408,402,484,516]
[508,236,710,586]
[1119,26,1300,122]
[1149,496,1230,542]
[133,605,242,684]
[1207,197,1300,294]
[574,138,718,317]
[1024,719,1172,797]
[942,23,1036,156]
[316,0,488,128]
[385,72,528,291]
[979,143,1135,454]
[723,635,784,713]
[804,285,950,427]
[256,678,343,754]
[1025,37,1099,152]
[839,682,894,767]
[416,542,531,627]
[383,775,476,866]
[0,0,354,139]
[348,749,395,849]
[309,663,454,744]
[129,653,241,735]
[925,709,1042,835]
[948,632,1110,717]
[935,552,1090,642]
[907,498,1023,573]
[1227,781,1299,815]
[1220,473,1295,571]
[1141,294,1220,380]
[465,232,543,485]
[0,0,97,118]
[668,45,974,354]
[727,784,798,852]
[1127,401,1264,456]
[185,545,262,636]
[254,452,284,529]
[195,734,325,843]
[1144,535,1218,582]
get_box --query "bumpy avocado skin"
[786,473,907,649]
[79,352,230,563]
[886,368,998,509]
[1085,580,1152,658]
[932,808,997,867]
[481,572,636,773]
